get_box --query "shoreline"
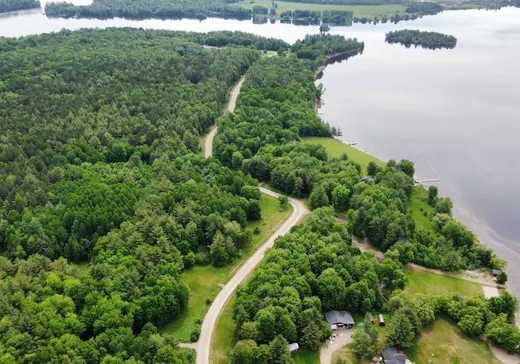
[316,48,363,80]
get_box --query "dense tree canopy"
[0,28,274,362]
[386,29,457,50]
[231,208,404,356]
[0,0,39,13]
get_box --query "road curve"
[204,77,245,158]
[196,76,310,364]
[197,191,309,364]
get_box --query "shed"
[288,343,299,352]
[492,269,502,277]
[378,314,385,326]
[325,310,355,329]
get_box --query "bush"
[190,325,201,342]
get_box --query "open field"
[160,194,293,341]
[407,317,502,364]
[333,317,501,364]
[233,0,408,20]
[404,265,482,299]
[301,137,384,174]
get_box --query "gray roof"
[324,310,355,325]
[382,347,398,361]
[492,269,502,276]
[382,347,408,364]
[392,354,407,364]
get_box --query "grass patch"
[408,186,437,234]
[407,316,502,364]
[334,317,499,364]
[333,344,374,364]
[212,295,238,364]
[301,137,384,175]
[292,350,320,364]
[233,0,407,20]
[160,194,293,342]
[404,266,482,299]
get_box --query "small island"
[385,29,457,50]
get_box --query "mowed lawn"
[233,0,407,20]
[407,317,502,364]
[404,266,482,299]
[334,318,501,364]
[160,194,293,342]
[301,137,384,175]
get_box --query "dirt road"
[204,77,245,158]
[195,76,310,364]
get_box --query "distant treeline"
[277,0,403,5]
[45,0,252,20]
[386,29,457,50]
[0,0,40,13]
[44,0,446,22]
[406,1,442,15]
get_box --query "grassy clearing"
[407,317,502,364]
[292,350,320,364]
[160,194,293,342]
[301,137,384,174]
[404,266,482,299]
[333,318,501,364]
[333,344,375,364]
[408,186,437,234]
[233,0,407,20]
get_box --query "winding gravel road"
[204,77,245,158]
[195,77,310,364]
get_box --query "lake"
[1,5,520,296]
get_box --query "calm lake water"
[1,5,520,295]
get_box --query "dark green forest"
[0,28,282,363]
[0,0,39,13]
[386,29,457,49]
[45,0,251,20]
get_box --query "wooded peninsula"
[386,29,458,49]
[0,28,517,364]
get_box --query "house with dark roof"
[324,310,355,329]
[382,347,413,364]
